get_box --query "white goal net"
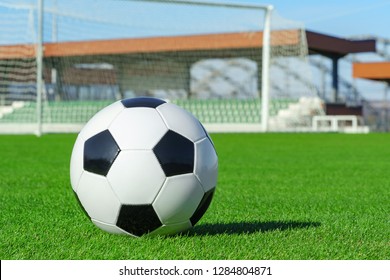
[0,0,324,134]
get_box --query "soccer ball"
[70,97,218,237]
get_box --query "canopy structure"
[0,30,298,59]
[353,61,390,132]
[0,29,376,100]
[306,30,375,57]
[0,29,375,58]
[306,30,376,102]
[353,62,390,84]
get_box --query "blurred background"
[0,0,389,133]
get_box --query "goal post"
[36,0,44,136]
[261,4,273,132]
[129,0,274,132]
[0,0,323,134]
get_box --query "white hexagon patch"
[157,102,206,142]
[77,172,121,224]
[153,174,204,224]
[79,101,124,140]
[195,137,218,192]
[70,134,85,192]
[109,108,168,150]
[107,150,166,205]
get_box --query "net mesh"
[0,4,37,123]
[0,0,324,133]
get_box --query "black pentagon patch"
[84,130,120,176]
[153,130,194,177]
[190,188,215,226]
[121,97,166,108]
[116,204,162,237]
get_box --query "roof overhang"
[0,30,300,59]
[306,30,376,58]
[0,29,376,60]
[353,62,390,83]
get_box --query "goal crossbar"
[129,0,272,10]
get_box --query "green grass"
[0,133,389,259]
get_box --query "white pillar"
[36,0,44,136]
[261,5,273,132]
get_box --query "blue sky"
[238,0,390,39]
[1,0,389,41]
[277,0,390,38]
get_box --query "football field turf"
[0,133,389,259]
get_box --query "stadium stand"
[0,0,383,133]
